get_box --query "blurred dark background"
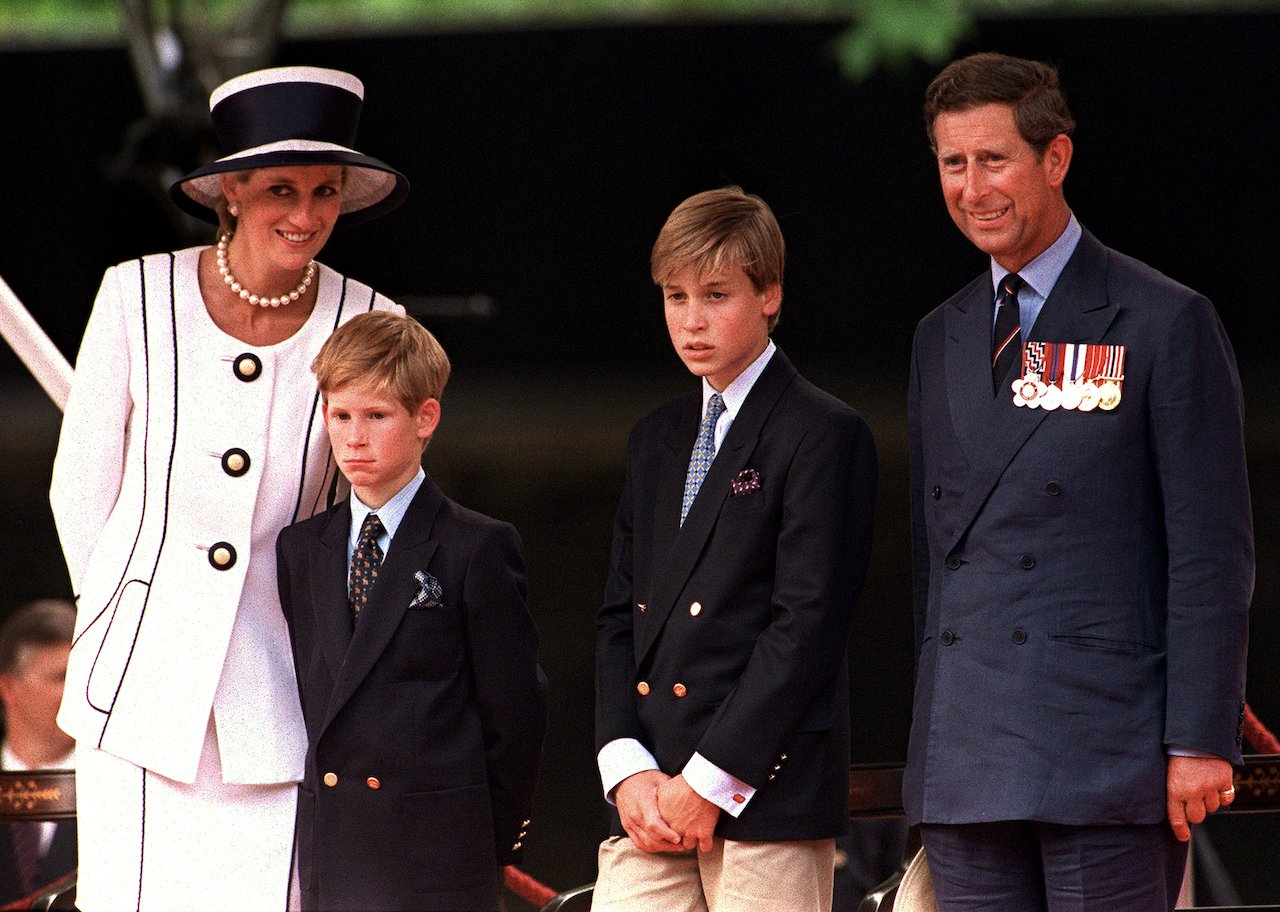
[1,9,1278,904]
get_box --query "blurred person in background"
[0,599,76,904]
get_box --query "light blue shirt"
[347,467,425,578]
[991,213,1082,339]
[700,339,777,455]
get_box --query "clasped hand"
[614,770,720,853]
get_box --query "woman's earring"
[229,204,240,217]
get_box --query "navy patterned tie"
[992,273,1025,395]
[349,513,384,624]
[681,393,726,526]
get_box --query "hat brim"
[170,149,410,227]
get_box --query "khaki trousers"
[592,834,836,912]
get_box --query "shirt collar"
[701,339,776,420]
[2,742,72,771]
[350,467,425,545]
[991,212,1082,301]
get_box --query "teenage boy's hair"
[312,311,451,411]
[651,186,785,331]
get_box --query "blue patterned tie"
[349,513,384,624]
[681,393,726,526]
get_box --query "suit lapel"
[638,350,796,661]
[943,274,1003,464]
[321,478,443,733]
[944,231,1119,557]
[313,500,356,682]
[650,397,699,570]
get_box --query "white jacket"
[50,247,400,784]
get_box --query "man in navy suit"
[593,187,877,912]
[906,53,1252,911]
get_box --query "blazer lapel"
[321,478,443,733]
[944,231,1119,557]
[650,397,699,570]
[313,500,356,683]
[638,350,797,661]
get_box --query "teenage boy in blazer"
[593,187,878,912]
[277,311,547,912]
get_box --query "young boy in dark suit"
[277,311,547,912]
[593,187,878,911]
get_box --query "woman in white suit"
[49,66,408,911]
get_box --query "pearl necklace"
[216,233,316,308]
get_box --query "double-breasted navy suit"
[905,229,1252,827]
[596,349,877,841]
[277,475,547,912]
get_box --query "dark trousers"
[920,821,1188,912]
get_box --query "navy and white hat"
[171,66,409,226]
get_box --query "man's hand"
[657,774,720,852]
[1167,754,1235,842]
[614,770,685,853]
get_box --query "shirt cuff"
[682,752,756,818]
[1167,744,1225,760]
[597,739,659,805]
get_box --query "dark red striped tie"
[992,273,1025,395]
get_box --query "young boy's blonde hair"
[650,186,785,331]
[312,311,451,411]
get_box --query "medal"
[1012,373,1043,408]
[1098,380,1122,410]
[1039,383,1062,410]
[1060,382,1082,410]
[1077,382,1099,412]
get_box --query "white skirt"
[75,718,298,912]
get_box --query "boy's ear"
[762,282,782,317]
[416,398,441,441]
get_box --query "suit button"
[512,841,522,850]
[1012,629,1028,645]
[221,448,250,477]
[323,772,338,787]
[637,603,647,613]
[940,630,955,646]
[1046,481,1063,496]
[767,774,776,782]
[233,352,262,382]
[932,486,942,501]
[208,542,237,570]
[689,601,702,617]
[366,777,381,790]
[522,819,531,827]
[1019,554,1036,569]
[673,683,687,698]
[779,754,787,761]
[636,681,650,696]
[945,554,961,570]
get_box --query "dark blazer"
[596,348,877,842]
[278,475,547,912]
[905,229,1252,827]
